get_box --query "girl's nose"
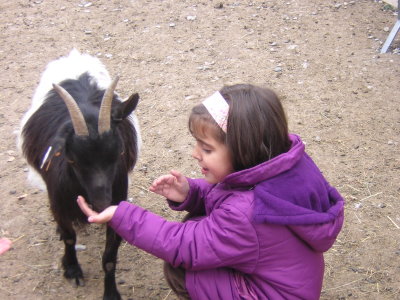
[192,146,201,161]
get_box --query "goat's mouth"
[85,187,113,212]
[92,203,111,213]
[86,197,112,213]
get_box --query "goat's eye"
[120,151,125,156]
[67,159,74,164]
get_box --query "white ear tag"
[40,146,52,169]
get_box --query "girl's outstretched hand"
[77,196,117,224]
[149,170,189,203]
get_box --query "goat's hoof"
[73,276,85,287]
[103,292,121,300]
[64,265,84,287]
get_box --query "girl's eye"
[202,148,212,154]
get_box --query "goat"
[18,49,140,300]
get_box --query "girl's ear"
[112,93,139,121]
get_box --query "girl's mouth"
[201,167,208,175]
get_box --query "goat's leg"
[102,226,122,300]
[57,222,84,286]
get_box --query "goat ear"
[40,138,65,171]
[40,125,71,171]
[112,93,139,121]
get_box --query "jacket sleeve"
[109,199,258,273]
[167,178,213,216]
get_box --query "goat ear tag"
[40,145,63,170]
[40,146,53,169]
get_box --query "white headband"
[202,91,229,132]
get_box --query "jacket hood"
[224,134,345,251]
[288,209,344,252]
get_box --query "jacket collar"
[223,134,304,187]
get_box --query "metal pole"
[380,0,400,53]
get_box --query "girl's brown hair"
[189,84,290,171]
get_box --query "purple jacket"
[109,134,344,299]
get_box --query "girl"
[78,84,344,299]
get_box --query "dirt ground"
[0,0,399,299]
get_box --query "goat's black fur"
[21,67,139,300]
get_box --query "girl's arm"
[109,197,258,274]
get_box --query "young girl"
[78,84,344,300]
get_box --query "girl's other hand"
[77,196,117,224]
[149,170,189,203]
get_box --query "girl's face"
[191,129,234,184]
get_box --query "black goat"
[18,49,140,300]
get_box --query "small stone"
[17,194,28,200]
[186,15,196,21]
[185,95,196,100]
[274,66,282,72]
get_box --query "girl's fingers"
[166,176,175,185]
[150,175,173,190]
[170,170,185,185]
[88,215,99,223]
[170,170,181,178]
[77,196,97,217]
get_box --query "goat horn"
[98,76,119,134]
[52,83,89,136]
